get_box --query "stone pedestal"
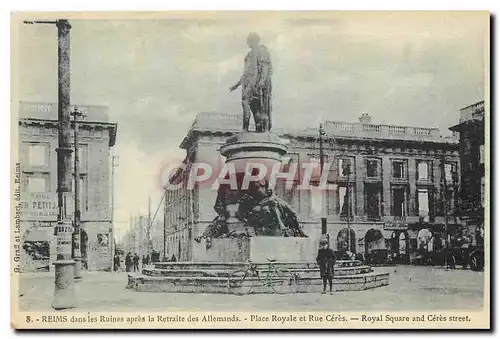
[219,132,287,173]
[217,132,288,235]
[193,236,318,263]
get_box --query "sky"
[14,11,488,241]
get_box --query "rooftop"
[18,101,109,122]
[17,102,117,147]
[459,101,485,123]
[181,112,458,149]
[449,100,485,132]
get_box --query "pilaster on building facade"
[18,102,117,272]
[164,111,462,264]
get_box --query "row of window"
[285,155,457,182]
[23,142,89,169]
[277,181,456,221]
[22,142,92,211]
[23,173,89,210]
[340,158,457,182]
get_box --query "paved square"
[17,266,484,312]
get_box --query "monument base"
[193,236,318,262]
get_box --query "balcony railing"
[324,121,447,142]
[189,112,457,143]
[459,101,485,123]
[18,101,109,122]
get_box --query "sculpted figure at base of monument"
[195,180,307,246]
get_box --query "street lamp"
[24,18,77,310]
[71,107,85,281]
[111,156,119,271]
[319,123,327,236]
[344,161,352,253]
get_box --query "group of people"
[112,252,152,272]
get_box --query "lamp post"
[147,196,151,260]
[319,123,327,236]
[441,157,449,250]
[343,160,352,253]
[71,108,85,281]
[24,19,77,309]
[110,156,119,271]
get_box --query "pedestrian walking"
[141,255,146,268]
[145,254,150,265]
[113,253,120,272]
[316,238,336,295]
[133,253,140,272]
[125,252,132,272]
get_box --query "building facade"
[164,112,461,264]
[122,216,164,262]
[449,101,485,246]
[18,102,117,272]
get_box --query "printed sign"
[20,192,58,221]
[383,222,408,231]
[55,221,73,256]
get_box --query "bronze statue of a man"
[229,32,273,132]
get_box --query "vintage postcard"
[10,11,490,329]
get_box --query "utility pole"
[129,213,133,254]
[441,157,449,250]
[319,123,327,236]
[24,19,77,309]
[139,215,144,258]
[147,196,151,258]
[163,198,167,262]
[71,108,84,281]
[345,161,352,253]
[110,156,118,271]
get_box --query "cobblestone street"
[17,266,485,312]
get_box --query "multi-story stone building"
[121,216,164,261]
[164,112,460,264]
[449,101,485,246]
[18,102,117,272]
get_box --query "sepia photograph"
[10,10,489,329]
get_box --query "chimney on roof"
[358,113,372,123]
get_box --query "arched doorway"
[390,231,410,264]
[398,232,408,256]
[337,228,356,255]
[365,229,385,252]
[365,229,386,264]
[416,228,433,265]
[417,228,433,252]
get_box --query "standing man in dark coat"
[133,253,140,272]
[113,253,120,272]
[125,252,132,272]
[316,238,336,294]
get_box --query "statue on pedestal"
[195,180,307,245]
[229,32,272,132]
[194,33,306,248]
